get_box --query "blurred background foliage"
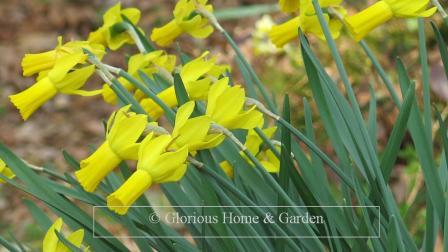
[1,0,448,250]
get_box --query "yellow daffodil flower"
[172,101,225,152]
[43,218,88,252]
[0,159,15,183]
[206,78,264,130]
[279,0,300,13]
[269,0,343,48]
[140,51,229,119]
[102,50,177,104]
[21,37,104,77]
[10,52,99,120]
[75,106,147,192]
[107,133,188,215]
[88,3,142,50]
[151,0,214,47]
[345,0,437,41]
[220,127,279,177]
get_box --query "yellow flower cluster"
[13,0,437,218]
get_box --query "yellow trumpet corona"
[21,37,104,77]
[345,0,437,41]
[10,52,99,120]
[107,133,188,215]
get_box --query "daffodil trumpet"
[344,0,437,41]
[10,52,100,120]
[107,133,189,215]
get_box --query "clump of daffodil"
[43,218,89,252]
[206,78,264,130]
[102,50,177,104]
[269,0,344,48]
[88,3,142,50]
[75,106,147,192]
[10,51,102,120]
[107,133,188,215]
[220,127,279,177]
[171,101,225,153]
[279,0,300,13]
[345,0,437,41]
[0,159,15,183]
[140,51,229,119]
[21,37,105,77]
[151,0,214,47]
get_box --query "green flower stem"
[23,160,68,182]
[121,15,156,53]
[196,6,277,113]
[122,22,146,53]
[84,49,148,116]
[254,127,281,158]
[118,71,176,123]
[331,6,401,107]
[418,19,433,147]
[432,0,448,18]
